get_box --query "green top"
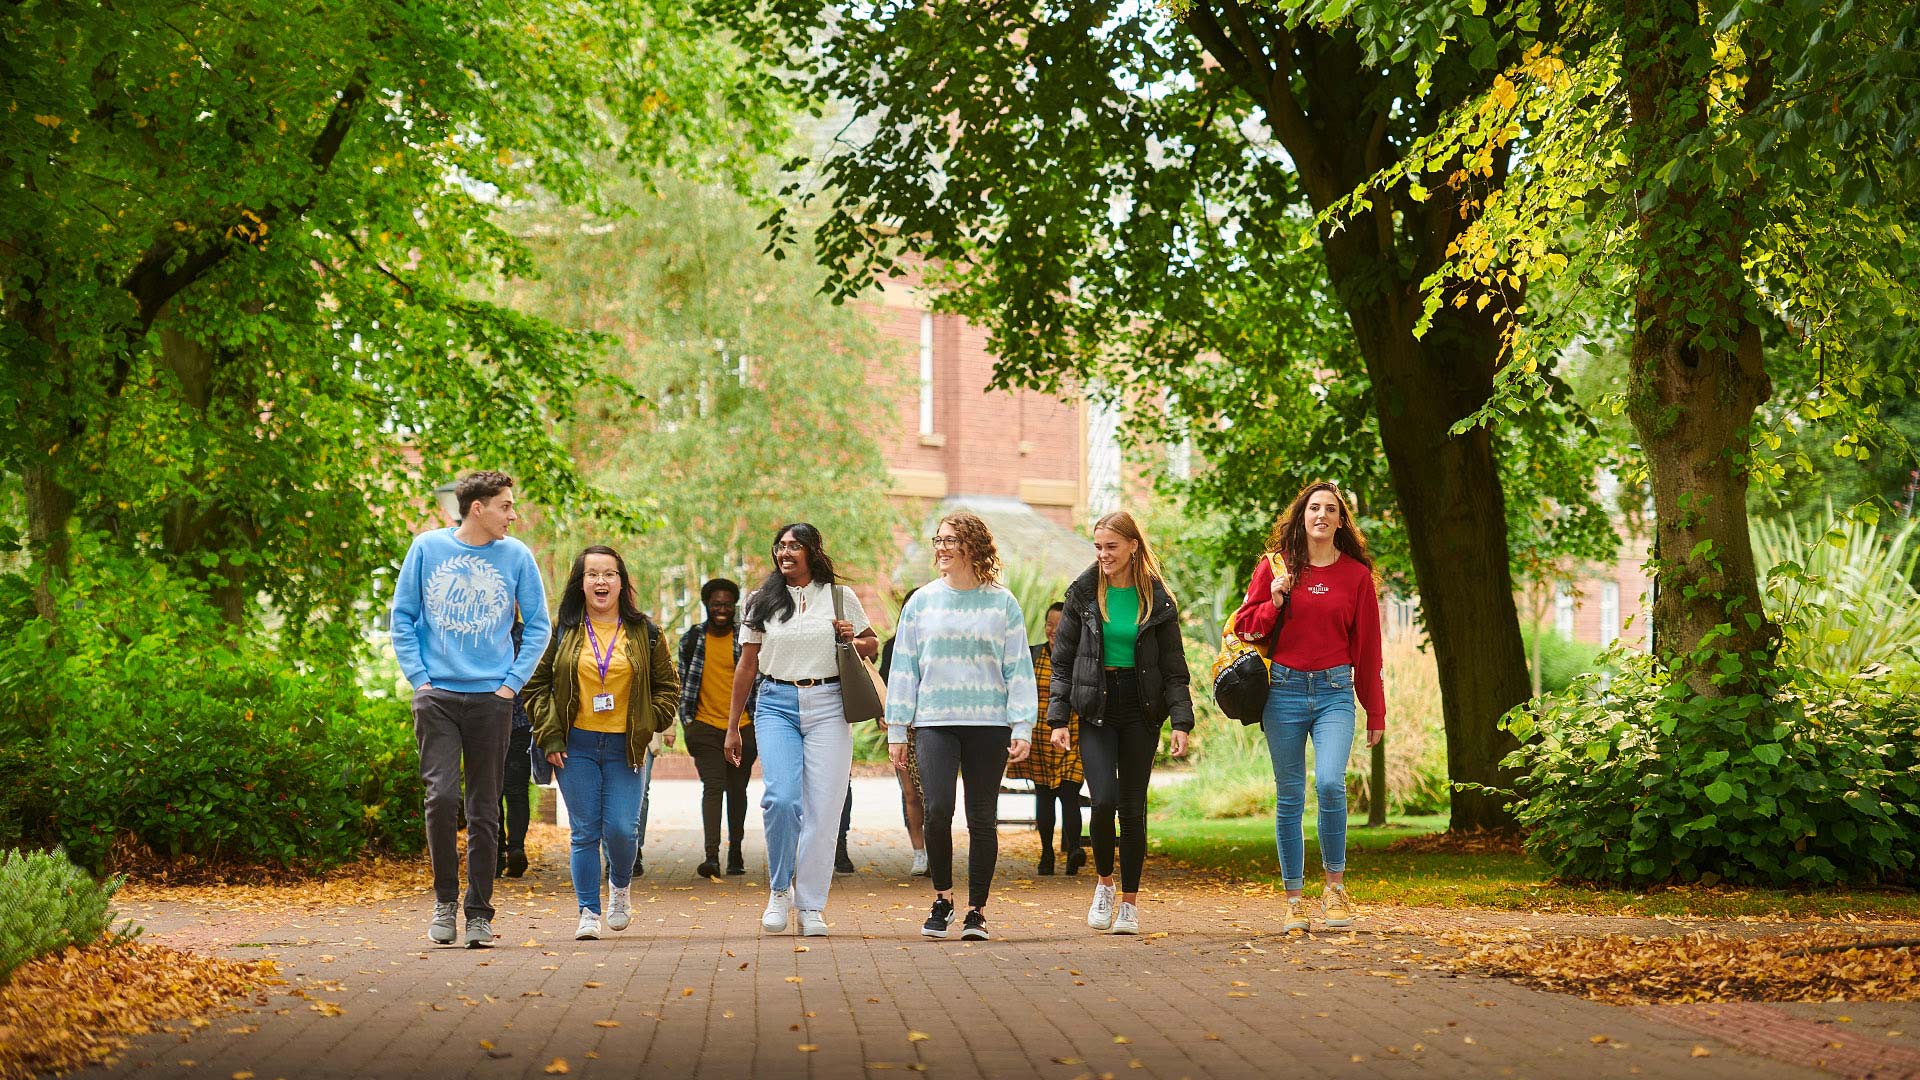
[1101,586,1139,668]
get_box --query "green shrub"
[1,543,423,874]
[1499,650,1920,886]
[0,848,138,982]
[1518,623,1607,694]
[1753,506,1920,680]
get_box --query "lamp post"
[433,481,462,526]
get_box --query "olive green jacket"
[524,616,679,769]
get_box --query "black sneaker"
[697,859,721,880]
[835,847,856,874]
[726,845,746,876]
[961,909,989,941]
[921,897,955,939]
[506,849,528,878]
[1037,850,1055,876]
[632,852,645,879]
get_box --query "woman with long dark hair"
[523,545,679,942]
[1231,481,1384,933]
[1049,510,1192,936]
[727,523,876,938]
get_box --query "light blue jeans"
[1262,663,1357,891]
[556,727,644,913]
[755,679,854,911]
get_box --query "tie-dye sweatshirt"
[390,528,551,693]
[884,579,1037,744]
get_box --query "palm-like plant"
[1753,505,1920,680]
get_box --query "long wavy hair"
[743,522,838,631]
[1265,481,1373,576]
[1092,510,1170,625]
[556,545,647,631]
[936,511,1002,587]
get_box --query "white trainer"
[606,885,632,931]
[762,888,794,933]
[799,909,829,937]
[910,848,930,876]
[1087,881,1117,931]
[575,908,601,941]
[1110,901,1140,935]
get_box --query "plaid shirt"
[678,621,756,724]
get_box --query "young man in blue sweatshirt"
[390,471,551,948]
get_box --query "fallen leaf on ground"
[1691,1046,1712,1058]
[544,1058,570,1074]
[907,1031,930,1042]
[594,1020,620,1028]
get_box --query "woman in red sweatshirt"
[1230,481,1384,934]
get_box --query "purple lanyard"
[585,620,621,686]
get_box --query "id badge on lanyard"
[586,621,622,715]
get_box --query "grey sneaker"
[1110,901,1140,935]
[428,901,458,945]
[464,916,495,949]
[606,885,632,931]
[1087,882,1116,931]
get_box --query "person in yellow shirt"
[524,546,678,942]
[677,578,758,879]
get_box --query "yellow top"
[573,618,633,733]
[696,631,745,728]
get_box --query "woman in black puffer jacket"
[1048,510,1192,937]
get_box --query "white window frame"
[1600,582,1621,645]
[918,312,935,437]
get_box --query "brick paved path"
[109,779,1919,1080]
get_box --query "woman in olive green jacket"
[523,545,678,941]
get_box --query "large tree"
[1,1,783,634]
[501,175,902,621]
[1369,0,1920,692]
[723,0,1593,828]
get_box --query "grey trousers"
[412,688,512,920]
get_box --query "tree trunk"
[1622,0,1778,692]
[22,461,75,622]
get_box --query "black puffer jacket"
[1047,565,1194,732]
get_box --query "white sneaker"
[1110,901,1140,935]
[575,908,601,941]
[762,888,794,933]
[799,910,829,937]
[910,849,930,876]
[1087,882,1116,930]
[606,885,631,931]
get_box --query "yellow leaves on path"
[544,1058,571,1074]
[0,942,270,1080]
[1451,930,1920,1005]
[593,1020,620,1028]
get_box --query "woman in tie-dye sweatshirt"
[885,512,1035,942]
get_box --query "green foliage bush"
[1753,506,1920,680]
[1500,651,1920,886]
[1517,623,1607,694]
[0,543,423,874]
[0,848,137,983]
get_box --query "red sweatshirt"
[1231,553,1386,731]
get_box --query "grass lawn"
[1148,811,1920,922]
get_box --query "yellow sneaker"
[1321,883,1354,928]
[1283,897,1309,934]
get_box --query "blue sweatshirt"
[389,529,551,693]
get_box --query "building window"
[1088,397,1122,516]
[1600,581,1621,645]
[1553,584,1575,639]
[918,312,935,436]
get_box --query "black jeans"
[915,725,1010,909]
[500,727,532,862]
[683,720,757,858]
[1035,782,1082,856]
[1082,669,1157,893]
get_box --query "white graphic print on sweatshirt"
[424,553,511,646]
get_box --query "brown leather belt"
[763,675,841,687]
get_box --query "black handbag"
[1210,556,1288,726]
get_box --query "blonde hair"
[936,511,1002,587]
[1092,510,1168,624]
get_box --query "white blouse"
[739,581,872,681]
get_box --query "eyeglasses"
[582,571,622,583]
[929,536,964,549]
[774,541,807,553]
